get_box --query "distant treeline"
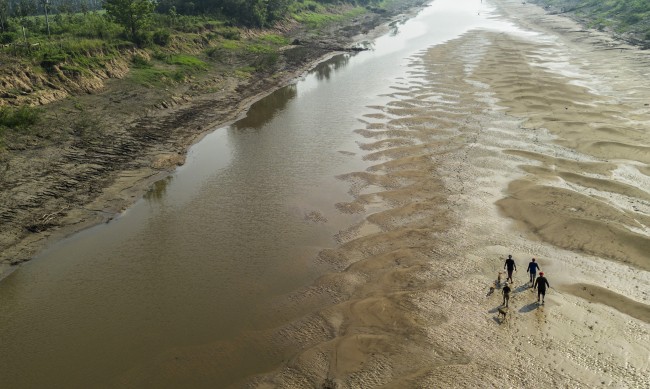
[531,0,650,40]
[0,0,102,17]
[0,0,382,33]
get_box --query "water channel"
[0,1,518,387]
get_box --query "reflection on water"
[313,54,353,82]
[234,85,297,130]
[143,176,174,203]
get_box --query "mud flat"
[240,0,650,387]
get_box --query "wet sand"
[240,0,650,387]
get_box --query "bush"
[623,14,641,24]
[205,46,220,58]
[134,31,154,47]
[0,32,17,44]
[40,53,68,71]
[132,54,151,67]
[151,50,170,61]
[153,29,171,46]
[217,27,240,40]
[253,52,279,70]
[0,106,41,129]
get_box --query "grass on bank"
[128,53,209,87]
[290,1,368,30]
[0,106,41,148]
[0,1,362,73]
[0,106,40,129]
[531,0,650,39]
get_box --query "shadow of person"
[514,283,530,293]
[488,306,500,313]
[519,302,539,313]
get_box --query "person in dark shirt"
[526,258,541,287]
[504,254,516,284]
[534,272,550,304]
[502,284,511,307]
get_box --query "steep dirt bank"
[0,51,132,107]
[0,0,428,276]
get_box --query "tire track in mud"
[0,98,215,264]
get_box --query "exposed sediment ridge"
[482,30,650,272]
[562,283,650,324]
[240,2,650,386]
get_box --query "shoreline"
[0,0,429,281]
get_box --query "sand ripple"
[246,2,650,387]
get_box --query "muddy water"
[0,1,514,388]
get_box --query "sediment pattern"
[245,16,650,389]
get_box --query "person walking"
[504,254,517,284]
[502,283,511,307]
[534,272,550,304]
[526,258,540,287]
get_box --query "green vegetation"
[167,54,208,70]
[0,0,386,77]
[0,106,40,128]
[0,106,40,143]
[0,0,395,145]
[128,53,207,86]
[104,0,155,42]
[531,0,650,40]
[291,2,367,30]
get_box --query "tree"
[103,0,154,41]
[0,0,9,32]
[40,0,50,37]
[14,0,37,18]
[266,0,291,24]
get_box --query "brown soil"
[0,0,428,276]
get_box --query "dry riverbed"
[234,0,650,387]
